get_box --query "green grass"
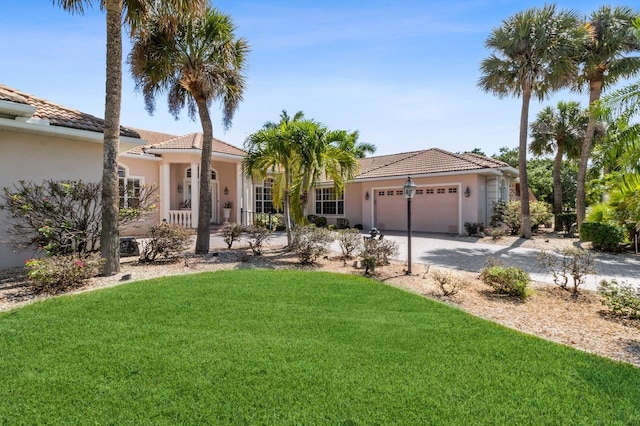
[1,270,639,425]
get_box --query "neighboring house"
[0,84,519,269]
[0,85,145,268]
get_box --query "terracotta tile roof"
[355,148,512,180]
[127,131,246,157]
[0,84,140,138]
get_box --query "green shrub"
[222,222,245,249]
[291,225,334,265]
[480,263,530,299]
[354,224,363,230]
[25,254,104,294]
[579,222,625,252]
[140,222,190,262]
[598,279,640,319]
[487,226,507,240]
[336,228,363,260]
[537,248,597,297]
[245,225,273,256]
[556,212,577,233]
[586,203,615,224]
[306,215,327,228]
[464,222,484,235]
[500,201,552,234]
[490,200,508,228]
[253,213,282,230]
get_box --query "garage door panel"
[375,186,459,233]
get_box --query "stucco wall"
[0,131,104,268]
[119,156,161,236]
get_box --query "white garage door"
[374,186,459,233]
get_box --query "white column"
[161,163,170,221]
[191,162,199,228]
[236,163,242,223]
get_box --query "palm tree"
[529,101,586,230]
[334,130,376,159]
[130,7,249,254]
[478,5,583,239]
[575,6,640,228]
[54,0,205,274]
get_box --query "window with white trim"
[315,187,344,215]
[118,165,143,209]
[255,178,277,213]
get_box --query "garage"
[374,185,460,233]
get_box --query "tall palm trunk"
[576,79,603,229]
[100,0,123,275]
[195,96,213,254]
[552,143,565,231]
[518,88,532,239]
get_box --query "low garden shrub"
[464,222,484,236]
[336,228,363,262]
[598,279,640,320]
[291,225,334,265]
[306,214,327,228]
[496,200,552,235]
[537,248,596,297]
[222,222,245,249]
[245,225,273,255]
[579,222,625,252]
[139,222,190,262]
[480,260,530,299]
[25,254,104,294]
[359,237,399,275]
[431,270,467,297]
[557,212,577,233]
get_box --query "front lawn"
[1,270,638,424]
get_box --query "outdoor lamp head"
[403,176,417,199]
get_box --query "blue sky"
[1,0,637,156]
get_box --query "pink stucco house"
[0,84,518,268]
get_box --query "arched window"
[255,178,276,213]
[118,164,144,209]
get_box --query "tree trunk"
[284,171,293,247]
[100,0,123,276]
[195,97,213,254]
[552,143,564,232]
[576,79,603,229]
[518,89,532,239]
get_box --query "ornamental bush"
[139,222,190,262]
[359,237,399,275]
[480,261,530,300]
[336,228,363,260]
[537,248,597,297]
[1,179,157,256]
[498,200,552,235]
[598,279,640,319]
[245,225,273,255]
[222,222,245,249]
[579,222,626,252]
[25,254,104,294]
[290,225,334,265]
[253,213,281,230]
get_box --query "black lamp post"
[403,176,417,274]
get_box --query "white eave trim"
[0,116,143,150]
[144,148,245,161]
[119,152,163,162]
[0,99,37,118]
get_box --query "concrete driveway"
[382,232,640,291]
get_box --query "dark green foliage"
[139,222,190,262]
[306,214,327,228]
[480,262,530,299]
[579,222,626,252]
[557,213,577,232]
[599,279,640,319]
[354,223,363,230]
[464,222,484,235]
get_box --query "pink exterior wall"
[119,157,160,236]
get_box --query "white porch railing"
[169,210,193,228]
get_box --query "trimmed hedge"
[579,222,625,252]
